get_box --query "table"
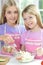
[6,57,42,65]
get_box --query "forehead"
[6,5,18,11]
[23,12,35,18]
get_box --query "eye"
[14,11,18,14]
[7,11,11,14]
[29,16,32,19]
[24,18,27,21]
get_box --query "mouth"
[9,19,17,22]
[10,17,16,20]
[28,23,33,26]
[10,19,15,20]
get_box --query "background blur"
[0,0,43,24]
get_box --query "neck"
[7,22,17,27]
[30,25,41,32]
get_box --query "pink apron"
[1,24,21,55]
[25,39,43,59]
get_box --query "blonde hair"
[22,4,43,29]
[0,0,20,24]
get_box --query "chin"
[29,26,34,29]
[10,21,15,24]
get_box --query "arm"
[0,34,14,44]
[36,47,43,56]
[21,44,25,51]
[0,35,4,41]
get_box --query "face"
[5,5,18,25]
[23,12,37,29]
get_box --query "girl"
[21,4,43,59]
[0,0,26,55]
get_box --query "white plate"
[16,51,35,63]
[18,56,34,63]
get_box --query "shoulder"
[0,24,5,35]
[0,24,5,29]
[21,30,30,37]
[0,24,5,30]
[41,29,43,33]
[41,29,43,35]
[18,24,25,29]
[17,24,26,34]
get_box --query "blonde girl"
[21,4,43,59]
[0,0,26,54]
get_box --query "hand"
[2,45,17,54]
[2,34,15,44]
[36,47,43,56]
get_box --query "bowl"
[0,56,10,65]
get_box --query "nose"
[11,13,15,18]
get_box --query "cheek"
[24,22,28,26]
[6,16,11,20]
[34,19,37,24]
[15,14,18,17]
[5,14,11,19]
[34,17,37,23]
[15,14,18,19]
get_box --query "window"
[39,0,43,23]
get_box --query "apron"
[24,30,43,59]
[1,23,21,55]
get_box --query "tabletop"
[6,57,42,65]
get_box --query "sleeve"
[0,25,4,35]
[0,24,5,47]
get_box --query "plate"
[16,51,34,63]
[18,56,34,63]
